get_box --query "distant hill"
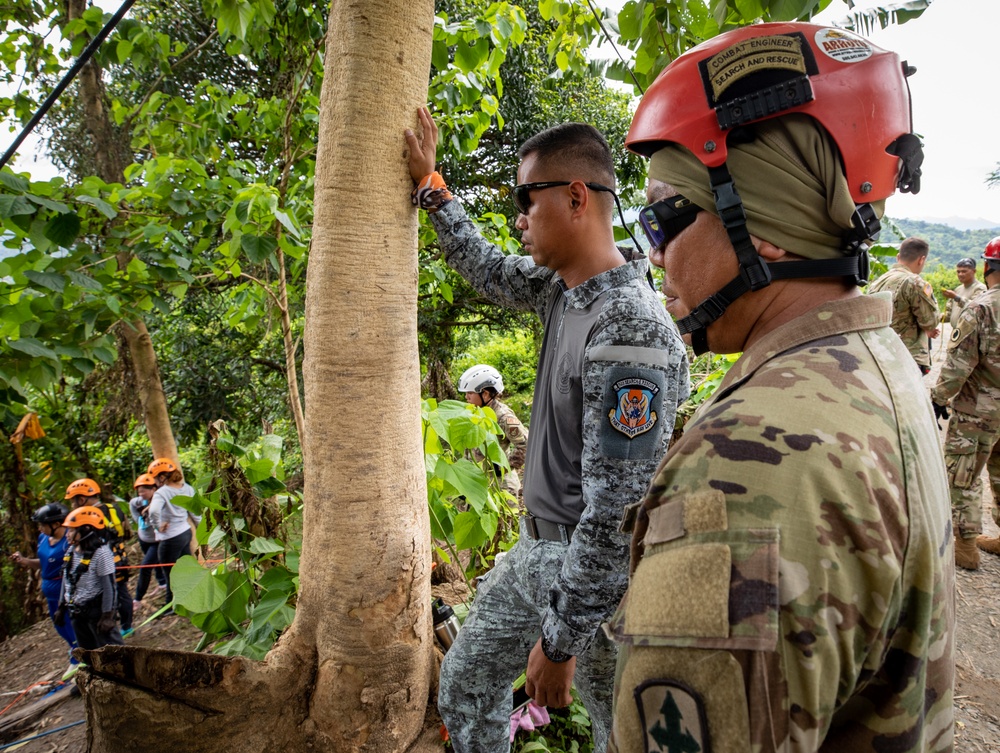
[911,216,1000,231]
[879,218,1000,268]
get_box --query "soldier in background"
[932,238,1000,569]
[869,236,940,374]
[611,22,953,753]
[943,257,987,329]
[458,364,528,500]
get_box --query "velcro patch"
[700,32,815,104]
[949,316,975,349]
[634,680,708,753]
[600,366,667,459]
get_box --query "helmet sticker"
[702,34,810,101]
[815,28,873,63]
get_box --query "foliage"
[513,689,593,753]
[883,218,1000,268]
[453,328,539,400]
[423,398,519,577]
[168,427,299,659]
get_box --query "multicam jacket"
[431,200,690,656]
[868,262,940,366]
[487,398,528,472]
[610,293,954,753]
[932,285,1000,420]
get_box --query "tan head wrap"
[648,114,885,260]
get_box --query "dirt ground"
[2,332,999,750]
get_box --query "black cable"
[582,0,645,95]
[0,0,138,173]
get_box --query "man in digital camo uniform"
[458,364,528,500]
[868,236,940,373]
[405,109,689,752]
[943,257,986,330]
[610,23,954,753]
[932,237,1000,570]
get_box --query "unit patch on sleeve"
[634,680,708,753]
[600,367,667,459]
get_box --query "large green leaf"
[170,556,227,612]
[453,510,487,549]
[8,338,58,360]
[0,194,35,217]
[24,270,66,293]
[43,212,82,247]
[433,457,489,511]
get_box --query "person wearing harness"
[55,506,124,650]
[459,364,529,500]
[147,458,199,611]
[609,22,953,752]
[10,503,78,662]
[129,472,168,608]
[406,110,689,751]
[65,478,134,634]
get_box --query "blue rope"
[0,719,85,750]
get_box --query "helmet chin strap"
[673,163,875,356]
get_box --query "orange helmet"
[64,506,106,529]
[134,473,157,488]
[65,478,101,499]
[148,458,178,476]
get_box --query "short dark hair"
[518,123,616,190]
[898,237,929,263]
[956,258,976,269]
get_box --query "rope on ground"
[0,719,85,750]
[0,681,64,717]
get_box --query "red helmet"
[65,478,101,499]
[627,22,921,202]
[983,237,1000,261]
[64,506,106,530]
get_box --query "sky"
[5,0,1000,227]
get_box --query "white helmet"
[458,364,504,395]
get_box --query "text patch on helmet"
[600,366,666,459]
[814,27,872,63]
[700,33,814,103]
[634,680,708,753]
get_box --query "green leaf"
[23,270,66,293]
[117,38,134,63]
[0,172,29,192]
[170,555,227,612]
[8,338,58,360]
[216,434,247,456]
[76,194,117,219]
[0,195,35,217]
[454,38,489,73]
[43,212,82,247]
[248,537,284,554]
[433,457,490,511]
[253,476,286,496]
[453,510,487,549]
[244,457,275,484]
[241,233,278,264]
[258,565,296,594]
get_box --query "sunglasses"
[638,195,703,249]
[512,181,617,215]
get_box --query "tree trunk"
[67,0,179,463]
[77,1,438,750]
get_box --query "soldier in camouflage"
[458,364,528,498]
[611,23,954,753]
[943,257,987,329]
[932,237,1000,569]
[405,108,689,752]
[868,237,941,373]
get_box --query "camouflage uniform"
[430,200,689,753]
[610,294,954,753]
[945,279,987,329]
[486,398,528,499]
[931,285,1000,536]
[868,263,940,369]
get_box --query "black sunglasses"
[638,195,703,249]
[512,181,617,215]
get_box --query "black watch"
[541,636,573,663]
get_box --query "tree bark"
[67,0,179,463]
[78,1,438,750]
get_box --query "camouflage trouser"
[438,519,616,753]
[944,410,1000,537]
